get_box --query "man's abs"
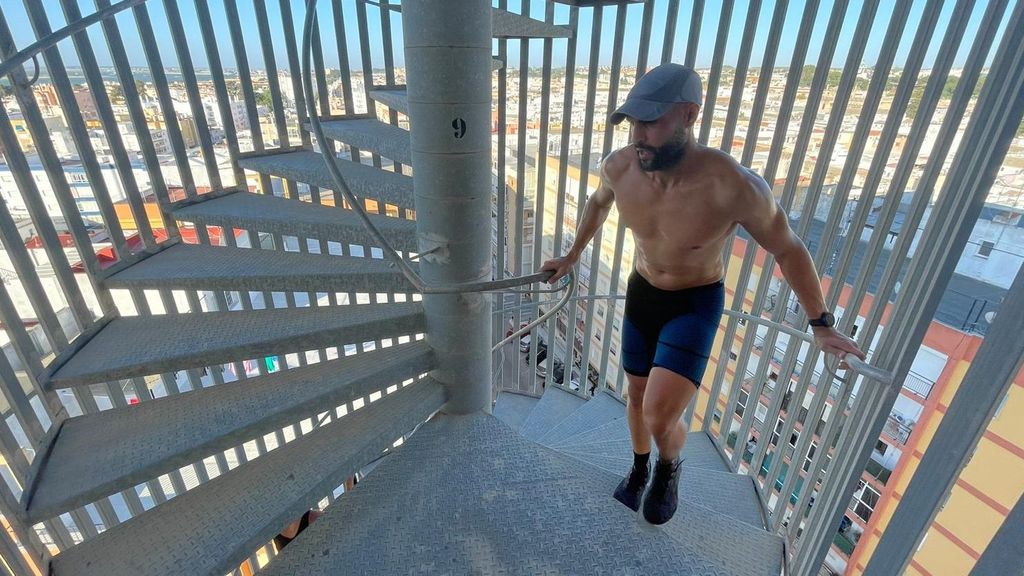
[633,245,726,290]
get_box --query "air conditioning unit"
[893,412,905,424]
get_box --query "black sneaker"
[642,458,682,525]
[612,461,650,512]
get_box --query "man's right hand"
[539,255,576,284]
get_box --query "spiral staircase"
[6,4,791,571]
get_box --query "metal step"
[49,380,446,576]
[263,412,781,576]
[535,389,625,447]
[492,8,571,38]
[26,342,434,523]
[560,431,733,473]
[172,191,418,252]
[368,88,409,115]
[238,149,413,209]
[492,391,540,431]
[518,385,586,442]
[313,119,412,166]
[103,243,416,293]
[559,450,768,531]
[45,302,425,388]
[545,410,631,448]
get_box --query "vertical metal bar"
[858,0,1007,353]
[590,3,629,395]
[745,0,882,481]
[223,0,275,199]
[378,0,404,175]
[517,18,534,393]
[495,0,513,392]
[160,0,224,192]
[311,17,331,119]
[333,1,356,115]
[564,5,604,395]
[728,0,852,472]
[354,0,380,170]
[56,0,158,253]
[130,2,202,206]
[739,0,791,168]
[697,0,734,145]
[278,0,312,149]
[24,1,132,257]
[535,1,557,391]
[193,0,248,187]
[720,0,763,154]
[833,0,979,343]
[551,5,580,392]
[682,0,703,69]
[858,5,1024,573]
[253,0,291,149]
[93,0,179,239]
[702,0,823,432]
[660,0,680,65]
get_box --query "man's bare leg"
[624,372,651,455]
[640,367,699,524]
[612,372,654,511]
[641,367,698,461]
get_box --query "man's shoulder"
[698,149,769,193]
[602,147,635,182]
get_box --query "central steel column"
[403,0,493,414]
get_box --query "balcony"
[0,1,1020,575]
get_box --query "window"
[798,406,808,424]
[853,484,880,523]
[875,440,888,456]
[736,390,748,417]
[977,240,994,258]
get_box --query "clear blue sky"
[6,0,1004,73]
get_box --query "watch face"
[823,312,835,326]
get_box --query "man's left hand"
[812,327,867,370]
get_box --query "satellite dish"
[984,311,996,324]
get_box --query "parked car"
[521,335,546,355]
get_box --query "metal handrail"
[0,0,149,79]
[493,292,893,385]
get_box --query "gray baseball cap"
[610,63,702,125]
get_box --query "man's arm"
[539,160,616,283]
[737,169,866,364]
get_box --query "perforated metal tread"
[27,342,434,523]
[562,431,732,473]
[492,390,540,431]
[173,191,418,252]
[238,150,413,209]
[547,413,631,448]
[368,89,409,115]
[492,7,572,38]
[103,242,415,293]
[315,119,412,166]
[536,389,625,447]
[519,385,587,441]
[49,380,446,576]
[263,413,780,576]
[559,451,767,530]
[47,302,425,388]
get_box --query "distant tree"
[826,69,843,87]
[107,84,124,103]
[256,89,274,109]
[799,64,815,87]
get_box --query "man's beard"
[636,129,687,172]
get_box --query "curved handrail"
[0,0,149,80]
[493,293,894,385]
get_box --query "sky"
[3,0,1008,74]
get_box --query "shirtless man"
[540,63,866,525]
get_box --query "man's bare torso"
[604,144,753,291]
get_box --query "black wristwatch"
[809,311,835,328]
